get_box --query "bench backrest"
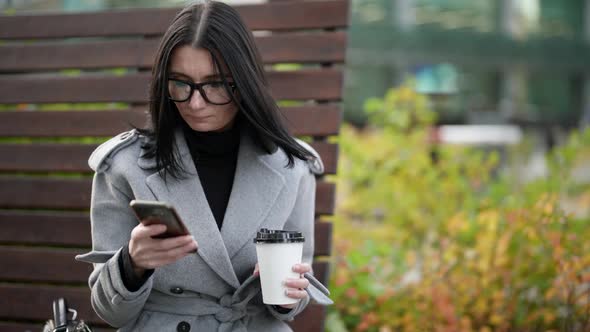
[0,1,348,331]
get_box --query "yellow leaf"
[490,313,503,325]
[543,311,556,324]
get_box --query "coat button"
[170,287,184,294]
[177,321,191,332]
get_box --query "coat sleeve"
[267,168,317,321]
[76,170,153,328]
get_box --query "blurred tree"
[345,0,589,128]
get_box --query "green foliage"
[328,81,590,332]
[273,63,302,72]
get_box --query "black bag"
[41,298,92,332]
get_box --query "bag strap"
[52,298,68,327]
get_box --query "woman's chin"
[187,119,235,132]
[187,122,229,133]
[188,124,213,132]
[184,118,215,132]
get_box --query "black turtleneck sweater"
[119,122,241,291]
[183,122,241,230]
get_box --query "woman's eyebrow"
[168,71,231,81]
[203,73,233,80]
[168,71,191,79]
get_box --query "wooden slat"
[0,322,44,332]
[314,221,333,257]
[0,105,341,137]
[0,38,158,73]
[0,246,330,284]
[290,305,327,332]
[0,210,90,246]
[0,322,109,332]
[0,178,335,214]
[0,0,349,39]
[0,69,343,103]
[284,105,342,137]
[0,73,151,104]
[258,31,346,64]
[0,141,337,174]
[0,322,40,332]
[316,181,336,215]
[0,210,333,256]
[0,177,92,210]
[0,284,101,324]
[0,32,346,72]
[0,144,95,172]
[269,69,343,101]
[0,108,147,137]
[0,38,159,72]
[0,247,93,283]
[0,322,112,332]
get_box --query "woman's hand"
[129,223,198,277]
[279,263,311,309]
[253,262,312,309]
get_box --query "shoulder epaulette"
[88,129,139,172]
[295,138,324,175]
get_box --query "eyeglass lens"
[168,80,232,104]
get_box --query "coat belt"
[143,275,265,332]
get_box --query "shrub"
[328,82,590,332]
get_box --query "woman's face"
[168,46,238,132]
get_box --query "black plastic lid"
[253,228,305,243]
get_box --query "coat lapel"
[221,132,285,259]
[144,129,240,288]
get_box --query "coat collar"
[141,127,285,289]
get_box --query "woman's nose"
[189,89,207,109]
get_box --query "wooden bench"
[0,1,348,331]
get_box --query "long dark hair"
[142,0,315,179]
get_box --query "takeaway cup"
[254,228,305,305]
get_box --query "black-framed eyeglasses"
[167,78,237,105]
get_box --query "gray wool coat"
[75,127,325,331]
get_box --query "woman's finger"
[284,278,309,289]
[285,289,308,299]
[150,241,198,266]
[154,234,196,251]
[133,223,167,240]
[291,263,312,274]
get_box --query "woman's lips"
[187,114,212,121]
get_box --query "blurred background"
[2,0,589,331]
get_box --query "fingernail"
[284,289,290,296]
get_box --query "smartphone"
[129,200,190,238]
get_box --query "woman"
[75,1,329,331]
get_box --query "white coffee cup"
[254,228,305,305]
